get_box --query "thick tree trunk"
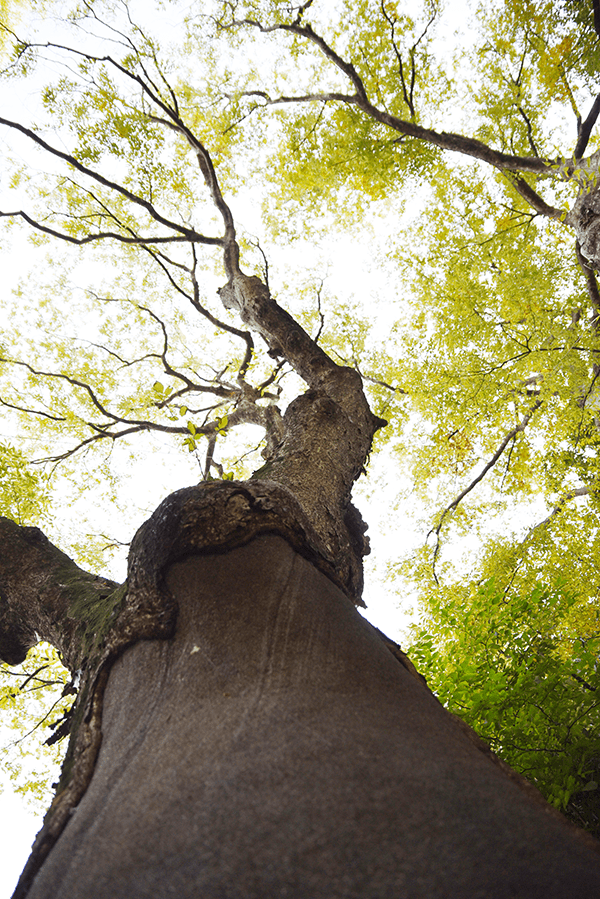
[9,487,600,899]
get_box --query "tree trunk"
[567,151,600,270]
[7,485,600,899]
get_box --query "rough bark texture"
[127,479,364,606]
[9,479,369,897]
[567,151,600,270]
[219,272,382,601]
[0,506,174,897]
[0,517,119,671]
[22,534,600,899]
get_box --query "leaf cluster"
[1,643,72,808]
[408,579,600,830]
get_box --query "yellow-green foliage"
[0,443,48,524]
[0,441,66,807]
[408,578,600,817]
[1,644,71,806]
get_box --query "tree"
[1,1,600,897]
[212,0,600,825]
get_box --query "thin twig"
[429,400,543,581]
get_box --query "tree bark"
[217,271,382,603]
[0,517,119,671]
[566,151,600,270]
[5,484,600,899]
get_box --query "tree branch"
[574,93,600,160]
[3,24,382,602]
[0,116,221,245]
[516,105,540,157]
[233,18,555,176]
[504,174,564,220]
[0,398,66,421]
[234,17,369,103]
[30,400,273,466]
[429,400,543,579]
[0,518,119,669]
[593,0,600,40]
[521,483,599,544]
[0,209,219,248]
[0,354,261,468]
[380,0,436,121]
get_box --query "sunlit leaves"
[383,159,599,530]
[0,442,48,524]
[471,0,600,157]
[0,440,65,810]
[1,643,71,809]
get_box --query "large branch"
[234,18,555,177]
[574,93,600,160]
[0,518,119,670]
[0,507,180,896]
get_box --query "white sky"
[0,787,41,897]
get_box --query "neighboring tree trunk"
[568,151,600,270]
[3,482,600,899]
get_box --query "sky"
[0,787,42,897]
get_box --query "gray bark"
[217,270,382,605]
[6,480,369,896]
